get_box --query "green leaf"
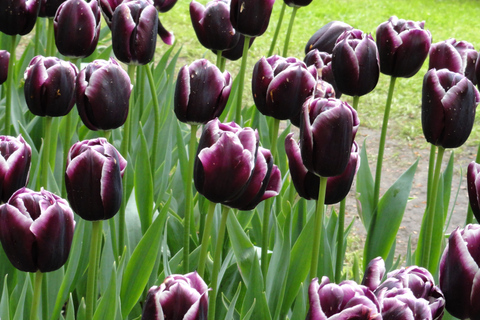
[223,282,242,320]
[93,263,117,320]
[241,252,271,320]
[13,275,31,320]
[65,294,75,320]
[0,276,9,320]
[77,298,86,320]
[120,195,170,318]
[356,139,375,229]
[290,282,307,320]
[442,152,454,218]
[364,159,418,268]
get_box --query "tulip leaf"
[175,120,189,187]
[77,298,86,320]
[93,263,117,320]
[134,124,154,235]
[223,282,242,320]
[356,139,375,229]
[65,294,75,320]
[290,282,307,320]
[0,276,9,320]
[241,251,271,320]
[120,195,170,318]
[13,275,31,320]
[363,159,418,268]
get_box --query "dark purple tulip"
[112,0,158,65]
[304,49,341,98]
[0,135,32,203]
[421,68,479,148]
[0,51,9,85]
[376,16,432,78]
[190,0,240,51]
[174,59,232,124]
[429,39,478,85]
[0,0,40,36]
[142,271,208,320]
[24,56,78,117]
[39,0,66,17]
[0,187,74,273]
[300,97,359,177]
[65,138,127,221]
[306,277,382,320]
[361,257,385,292]
[285,133,359,204]
[221,34,255,61]
[284,0,312,7]
[332,29,379,97]
[153,0,177,12]
[76,59,132,131]
[252,56,317,122]
[230,0,275,37]
[440,225,480,320]
[305,21,353,55]
[98,0,125,28]
[467,161,480,222]
[54,0,101,58]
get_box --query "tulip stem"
[197,200,217,278]
[41,117,53,189]
[352,95,360,111]
[86,220,102,320]
[47,18,55,57]
[373,76,397,209]
[144,64,160,175]
[268,2,286,56]
[310,176,328,279]
[466,141,480,224]
[208,205,229,320]
[216,50,225,72]
[183,124,198,273]
[235,36,251,124]
[34,19,41,56]
[30,271,44,320]
[335,198,346,283]
[282,6,298,57]
[5,34,16,136]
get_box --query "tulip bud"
[174,59,232,124]
[467,161,480,222]
[284,0,313,7]
[304,49,341,98]
[252,56,317,123]
[429,39,478,85]
[305,21,353,55]
[0,0,40,36]
[0,51,10,86]
[76,59,132,131]
[190,0,240,52]
[285,133,359,204]
[0,187,75,272]
[112,0,158,65]
[65,138,127,221]
[421,68,479,148]
[153,0,177,12]
[300,97,359,177]
[376,16,432,78]
[0,135,32,203]
[24,56,78,117]
[230,0,275,37]
[54,0,101,58]
[142,271,208,320]
[332,29,379,97]
[306,277,382,320]
[39,0,66,18]
[99,0,125,28]
[221,35,255,61]
[440,225,480,320]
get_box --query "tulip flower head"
[174,59,232,125]
[221,34,255,61]
[0,51,10,86]
[39,0,66,17]
[0,135,32,203]
[421,68,480,149]
[153,0,177,12]
[440,225,480,320]
[190,0,240,52]
[304,49,341,98]
[0,188,75,273]
[98,0,125,28]
[142,271,208,320]
[376,16,432,78]
[305,21,353,55]
[284,0,313,8]
[65,138,127,221]
[24,56,78,117]
[0,0,41,36]
[230,0,275,37]
[54,0,101,58]
[112,0,159,65]
[467,161,480,222]
[76,59,132,131]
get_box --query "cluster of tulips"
[2,0,480,319]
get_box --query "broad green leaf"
[65,294,75,320]
[290,282,307,320]
[356,139,375,229]
[93,263,117,320]
[241,253,271,320]
[13,275,31,320]
[223,282,242,320]
[1,276,9,320]
[77,298,86,320]
[364,160,418,268]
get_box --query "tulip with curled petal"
[24,56,78,117]
[0,135,32,203]
[0,187,75,273]
[0,0,41,36]
[305,21,353,55]
[142,271,208,320]
[0,51,10,86]
[65,138,127,221]
[229,0,275,37]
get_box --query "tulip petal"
[307,278,328,320]
[158,18,175,45]
[362,257,386,291]
[174,65,191,123]
[133,5,158,64]
[111,4,136,63]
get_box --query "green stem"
[207,205,229,320]
[426,144,436,206]
[216,50,225,72]
[86,220,102,320]
[30,271,44,320]
[235,36,251,124]
[47,18,55,57]
[373,76,397,208]
[5,34,16,136]
[197,200,217,278]
[144,64,160,175]
[420,146,445,271]
[282,6,298,57]
[335,198,346,283]
[34,20,41,56]
[310,176,328,279]
[466,141,480,224]
[352,95,360,111]
[41,117,53,189]
[268,2,287,56]
[183,124,198,273]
